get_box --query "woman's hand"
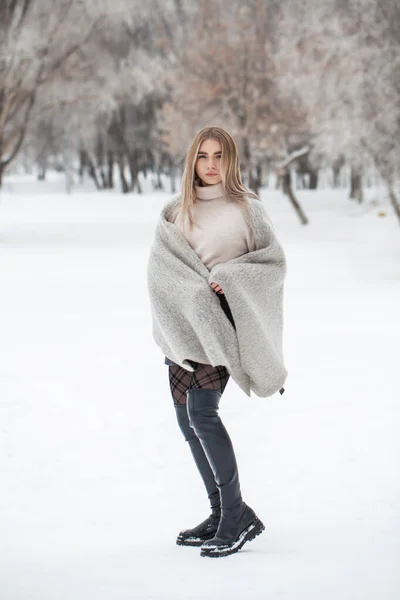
[210,282,224,295]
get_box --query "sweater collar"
[195,182,224,201]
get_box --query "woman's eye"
[198,155,222,159]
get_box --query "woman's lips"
[206,173,218,176]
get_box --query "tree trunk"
[369,158,400,229]
[79,150,86,183]
[253,162,263,195]
[387,183,400,228]
[128,154,137,192]
[0,136,3,187]
[155,168,164,191]
[107,151,114,189]
[309,170,318,189]
[332,166,341,188]
[99,167,107,189]
[332,155,345,188]
[282,170,309,225]
[350,167,363,202]
[37,145,48,180]
[170,161,177,193]
[248,165,261,196]
[263,162,270,188]
[117,155,129,194]
[245,160,263,196]
[37,165,46,180]
[87,157,101,189]
[128,153,143,193]
[296,172,305,189]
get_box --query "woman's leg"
[186,383,265,557]
[168,363,230,406]
[169,363,230,545]
[168,363,230,502]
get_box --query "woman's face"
[195,138,223,186]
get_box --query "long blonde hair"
[173,126,259,231]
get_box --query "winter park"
[0,1,399,599]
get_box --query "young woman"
[147,126,287,558]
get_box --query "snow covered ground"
[0,173,399,599]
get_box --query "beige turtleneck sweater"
[170,182,256,271]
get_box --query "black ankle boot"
[200,502,265,557]
[174,404,221,546]
[176,501,221,546]
[186,388,265,558]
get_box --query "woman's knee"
[174,403,197,442]
[186,388,221,433]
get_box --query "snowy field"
[0,173,399,600]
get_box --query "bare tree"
[276,0,400,222]
[0,0,110,186]
[4,0,399,221]
[154,0,310,223]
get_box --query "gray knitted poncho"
[147,196,287,397]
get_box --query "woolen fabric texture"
[164,292,236,369]
[146,195,287,398]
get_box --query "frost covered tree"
[0,0,112,186]
[358,0,400,221]
[65,3,169,193]
[3,0,399,215]
[276,0,400,220]
[154,0,311,223]
[155,1,286,192]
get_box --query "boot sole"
[176,532,216,547]
[176,538,207,547]
[200,516,265,558]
